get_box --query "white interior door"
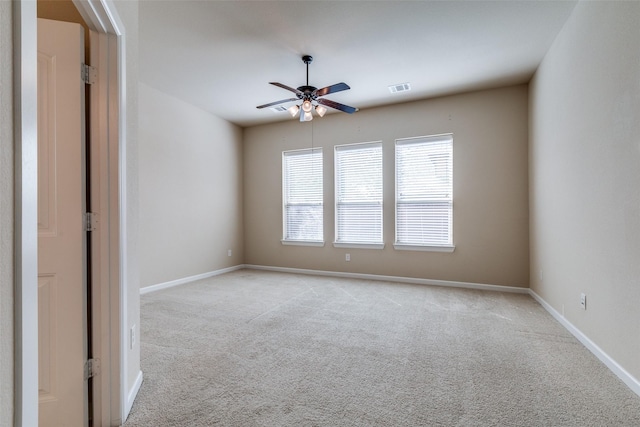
[37,18,87,427]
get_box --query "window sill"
[333,242,385,250]
[393,243,455,253]
[281,240,325,247]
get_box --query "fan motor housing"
[297,85,318,99]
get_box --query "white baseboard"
[244,264,529,294]
[124,370,143,420]
[140,265,245,295]
[529,289,640,398]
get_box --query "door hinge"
[84,212,98,232]
[84,358,101,380]
[81,63,97,84]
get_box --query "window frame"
[394,134,455,252]
[281,147,324,246]
[333,141,385,249]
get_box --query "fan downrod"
[301,55,314,91]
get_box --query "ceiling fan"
[256,55,359,122]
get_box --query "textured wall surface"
[244,85,529,288]
[529,1,640,382]
[0,2,14,426]
[139,83,243,289]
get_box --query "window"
[282,148,323,245]
[395,134,453,251]
[334,142,383,248]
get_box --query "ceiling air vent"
[270,105,289,113]
[388,82,411,93]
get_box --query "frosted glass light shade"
[288,105,300,117]
[315,105,327,117]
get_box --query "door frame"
[14,1,127,425]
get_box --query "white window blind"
[335,142,383,246]
[395,134,453,248]
[282,148,323,243]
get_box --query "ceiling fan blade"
[256,98,298,109]
[317,98,359,114]
[269,82,303,96]
[313,82,350,98]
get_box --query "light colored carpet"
[124,270,640,426]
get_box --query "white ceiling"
[139,1,577,128]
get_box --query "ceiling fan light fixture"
[256,55,358,122]
[315,105,327,117]
[288,105,300,117]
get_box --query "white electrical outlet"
[345,253,351,262]
[580,293,586,310]
[227,249,232,257]
[130,326,136,349]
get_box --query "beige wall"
[138,83,244,288]
[530,1,640,381]
[244,85,529,287]
[0,1,13,425]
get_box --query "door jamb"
[14,2,39,425]
[14,1,127,425]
